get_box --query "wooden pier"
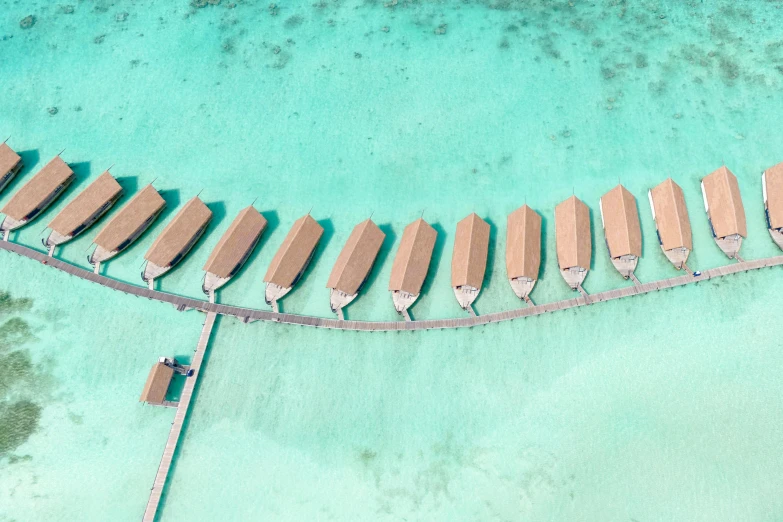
[142,312,216,522]
[1,240,782,331]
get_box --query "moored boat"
[0,156,74,238]
[599,184,641,279]
[388,218,437,318]
[506,204,541,303]
[141,197,212,288]
[0,142,23,194]
[326,218,385,318]
[701,166,747,259]
[43,171,123,253]
[555,195,591,290]
[202,206,267,296]
[451,213,490,313]
[263,214,324,311]
[648,178,692,270]
[89,184,166,268]
[762,161,783,250]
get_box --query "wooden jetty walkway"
[1,240,782,331]
[142,312,216,522]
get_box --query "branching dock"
[2,240,782,332]
[142,312,216,522]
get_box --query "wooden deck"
[142,312,216,522]
[1,240,782,332]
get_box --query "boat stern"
[560,266,588,290]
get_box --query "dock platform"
[1,240,782,332]
[142,312,216,522]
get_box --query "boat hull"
[662,246,690,269]
[610,254,638,279]
[509,276,536,301]
[391,290,418,314]
[203,272,231,294]
[560,266,588,290]
[329,288,357,314]
[453,285,479,311]
[714,234,743,259]
[0,160,23,194]
[770,228,783,250]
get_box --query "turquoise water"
[1,0,783,520]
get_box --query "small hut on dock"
[388,218,437,318]
[326,219,385,318]
[506,205,541,303]
[762,162,783,250]
[202,206,267,296]
[0,142,23,194]
[451,213,490,313]
[0,156,74,235]
[89,184,166,267]
[263,214,324,311]
[140,359,175,406]
[599,185,641,279]
[142,197,212,287]
[648,178,692,270]
[44,171,123,251]
[701,166,747,259]
[555,195,591,290]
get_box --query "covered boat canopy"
[389,218,437,294]
[506,205,541,280]
[327,219,385,295]
[649,178,692,251]
[451,213,490,289]
[0,143,22,181]
[48,172,122,237]
[555,195,591,270]
[765,161,783,230]
[203,206,267,278]
[600,184,641,258]
[1,156,73,220]
[264,214,324,288]
[144,197,212,267]
[93,184,166,252]
[139,362,173,405]
[702,166,747,238]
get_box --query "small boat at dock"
[326,218,385,319]
[762,161,783,250]
[451,213,490,313]
[89,184,166,268]
[555,195,591,290]
[202,206,267,296]
[506,204,541,303]
[599,184,641,279]
[263,214,324,311]
[701,166,747,259]
[141,197,212,288]
[0,142,23,194]
[43,171,123,253]
[0,156,74,238]
[648,178,692,270]
[388,218,437,318]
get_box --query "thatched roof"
[203,206,267,278]
[506,205,541,280]
[649,178,692,251]
[388,218,437,294]
[326,219,385,295]
[93,184,165,252]
[48,172,122,236]
[144,197,212,266]
[264,214,324,288]
[451,213,490,289]
[1,156,73,220]
[555,195,591,270]
[0,143,21,180]
[600,184,641,258]
[702,166,747,238]
[139,362,173,405]
[765,161,783,230]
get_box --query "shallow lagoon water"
[1,0,782,520]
